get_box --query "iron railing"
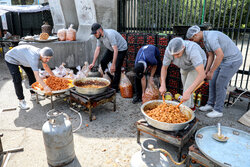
[118,0,250,90]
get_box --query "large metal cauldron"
[141,100,195,131]
[73,77,110,95]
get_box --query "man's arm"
[159,65,168,95]
[33,71,51,93]
[182,64,206,102]
[141,75,146,95]
[42,63,54,76]
[149,65,157,84]
[205,51,215,74]
[206,48,224,80]
[110,45,118,73]
[89,46,101,69]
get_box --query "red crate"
[146,35,155,45]
[158,36,168,46]
[159,47,166,58]
[127,52,135,61]
[128,34,135,44]
[121,33,126,40]
[128,45,135,53]
[168,78,179,88]
[136,36,145,44]
[168,88,178,96]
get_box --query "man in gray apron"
[186,25,243,118]
[160,37,206,109]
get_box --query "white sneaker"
[206,110,223,118]
[30,94,45,101]
[19,100,30,110]
[199,104,213,112]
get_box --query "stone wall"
[41,0,118,68]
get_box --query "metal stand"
[69,88,116,121]
[35,92,67,109]
[136,118,198,162]
[0,133,24,167]
[185,144,220,167]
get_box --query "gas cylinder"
[130,138,170,167]
[42,110,75,167]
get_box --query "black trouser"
[134,62,162,98]
[101,49,127,91]
[5,61,36,100]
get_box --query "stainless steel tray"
[141,100,195,131]
[195,126,250,167]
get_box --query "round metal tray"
[141,100,195,131]
[31,79,74,95]
[195,126,250,167]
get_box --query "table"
[136,118,198,161]
[0,39,19,56]
[69,88,116,121]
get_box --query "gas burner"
[69,88,116,121]
[136,118,198,161]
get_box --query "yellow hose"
[150,148,186,165]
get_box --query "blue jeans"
[207,59,242,113]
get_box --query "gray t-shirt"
[203,31,242,63]
[97,29,128,51]
[5,45,41,71]
[163,41,207,71]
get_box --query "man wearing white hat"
[186,25,242,118]
[159,37,207,109]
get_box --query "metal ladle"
[212,123,229,142]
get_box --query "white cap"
[186,25,201,39]
[167,37,185,55]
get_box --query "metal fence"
[118,0,250,90]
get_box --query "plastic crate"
[128,44,136,53]
[146,35,155,45]
[136,34,145,44]
[167,88,178,96]
[121,33,126,40]
[157,35,168,46]
[127,52,136,62]
[159,46,166,61]
[128,33,135,44]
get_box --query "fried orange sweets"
[40,33,49,40]
[32,76,70,91]
[145,103,189,124]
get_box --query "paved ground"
[0,56,249,167]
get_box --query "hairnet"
[167,37,185,55]
[40,47,54,57]
[186,25,200,39]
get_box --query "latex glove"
[110,63,116,73]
